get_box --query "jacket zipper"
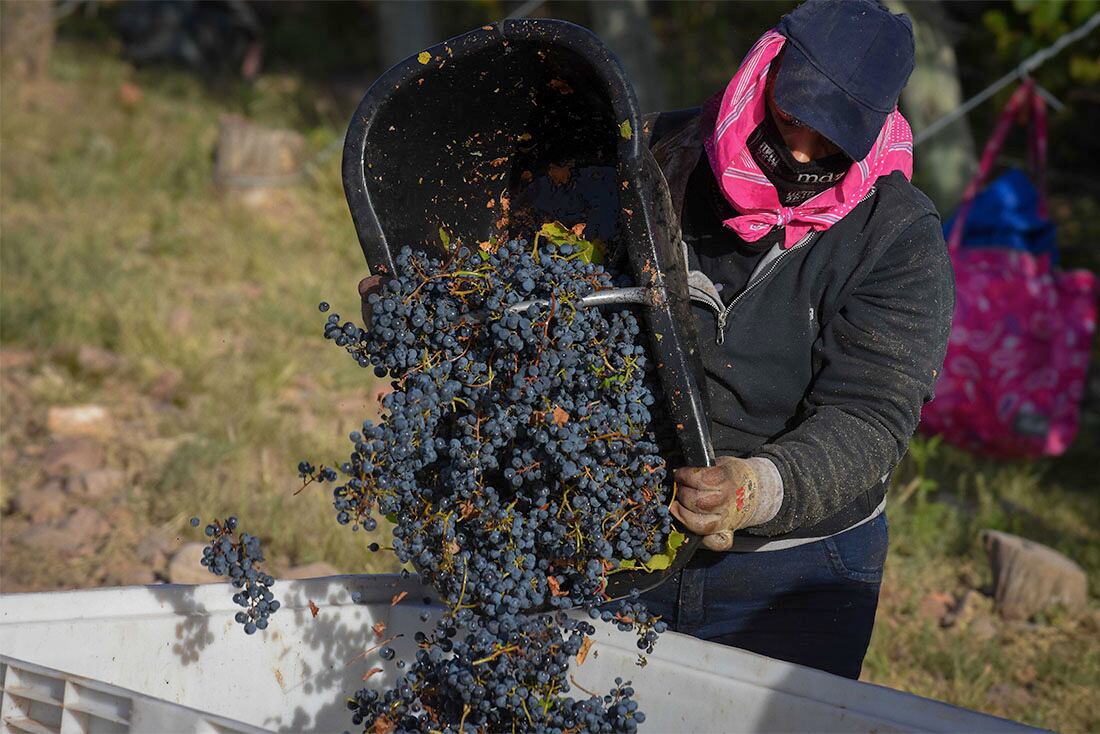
[712,231,815,345]
[706,186,877,346]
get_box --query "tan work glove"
[671,456,782,551]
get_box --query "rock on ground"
[134,531,175,574]
[17,478,68,524]
[168,542,217,584]
[70,468,126,499]
[918,590,954,623]
[0,349,36,369]
[42,437,105,477]
[283,561,339,580]
[13,525,73,553]
[61,506,111,550]
[941,588,995,629]
[46,405,112,438]
[214,114,307,190]
[983,529,1088,621]
[12,507,111,555]
[969,616,998,643]
[75,345,127,376]
[102,557,157,586]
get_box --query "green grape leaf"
[619,120,633,140]
[534,222,604,264]
[611,528,686,574]
[536,221,575,246]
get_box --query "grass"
[2,38,1097,733]
[864,434,1100,731]
[1,42,397,573]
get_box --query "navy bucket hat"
[774,0,915,162]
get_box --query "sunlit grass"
[864,434,1100,731]
[1,42,395,573]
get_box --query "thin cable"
[914,12,1099,146]
[506,0,547,20]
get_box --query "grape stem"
[452,561,469,613]
[472,644,521,666]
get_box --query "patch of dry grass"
[1,42,395,574]
[863,436,1100,732]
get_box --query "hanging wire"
[914,12,1099,147]
[506,0,548,20]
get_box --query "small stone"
[61,506,111,548]
[42,437,104,477]
[20,478,68,524]
[103,557,156,586]
[76,345,126,376]
[283,561,339,580]
[135,531,173,571]
[982,529,1088,621]
[102,505,135,530]
[168,542,217,584]
[969,616,998,643]
[117,81,142,107]
[918,590,953,623]
[47,405,112,438]
[941,588,994,629]
[13,525,73,553]
[0,349,36,369]
[213,114,308,190]
[71,468,126,499]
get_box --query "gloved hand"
[357,274,388,329]
[671,456,782,551]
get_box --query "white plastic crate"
[0,575,1043,733]
[0,656,264,734]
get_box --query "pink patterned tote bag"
[920,81,1098,458]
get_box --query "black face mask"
[747,108,852,207]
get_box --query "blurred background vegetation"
[1,1,1097,730]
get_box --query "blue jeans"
[639,514,888,679]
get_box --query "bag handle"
[1027,80,1049,219]
[947,78,1048,252]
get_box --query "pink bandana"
[703,31,914,249]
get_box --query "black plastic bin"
[342,18,713,600]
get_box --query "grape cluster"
[312,239,672,609]
[593,600,668,655]
[348,612,645,733]
[197,516,280,634]
[305,234,672,731]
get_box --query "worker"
[640,0,954,679]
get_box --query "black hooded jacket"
[645,110,955,540]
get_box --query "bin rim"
[340,17,644,273]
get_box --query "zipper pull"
[716,313,727,345]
